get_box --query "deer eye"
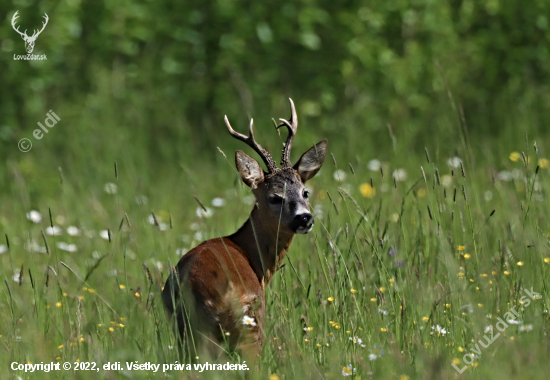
[303,190,310,199]
[269,196,283,205]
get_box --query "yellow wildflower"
[360,183,376,198]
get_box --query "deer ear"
[293,140,328,183]
[235,150,265,189]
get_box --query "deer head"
[225,99,327,235]
[11,11,49,54]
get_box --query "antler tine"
[276,98,298,168]
[31,13,48,37]
[224,116,278,173]
[11,11,26,37]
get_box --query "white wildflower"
[25,240,47,253]
[519,324,533,332]
[392,169,407,182]
[196,207,213,219]
[0,245,7,254]
[431,325,447,336]
[99,230,110,240]
[26,210,42,223]
[66,226,80,236]
[378,308,388,316]
[507,319,522,325]
[104,182,117,194]
[176,248,188,256]
[368,159,381,171]
[447,157,462,168]
[242,315,256,326]
[441,174,452,187]
[333,169,347,182]
[368,345,384,360]
[342,364,356,376]
[497,171,513,182]
[45,226,62,236]
[57,242,77,252]
[211,197,226,207]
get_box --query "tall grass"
[1,128,550,379]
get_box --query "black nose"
[297,213,313,226]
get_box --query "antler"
[224,116,278,173]
[11,11,26,38]
[31,13,48,38]
[277,98,298,168]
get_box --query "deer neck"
[228,206,294,286]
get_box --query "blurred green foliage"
[1,0,549,192]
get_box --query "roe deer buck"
[162,99,327,361]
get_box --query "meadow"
[2,1,550,378]
[2,120,550,379]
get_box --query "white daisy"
[333,169,347,182]
[196,207,213,219]
[349,336,363,345]
[45,226,62,236]
[67,226,80,236]
[368,345,384,360]
[519,324,533,332]
[431,325,447,336]
[392,169,407,182]
[447,157,462,168]
[368,159,381,171]
[211,197,226,207]
[26,210,42,223]
[57,242,77,252]
[342,364,356,376]
[104,182,117,194]
[242,315,256,326]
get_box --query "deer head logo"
[11,11,49,54]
